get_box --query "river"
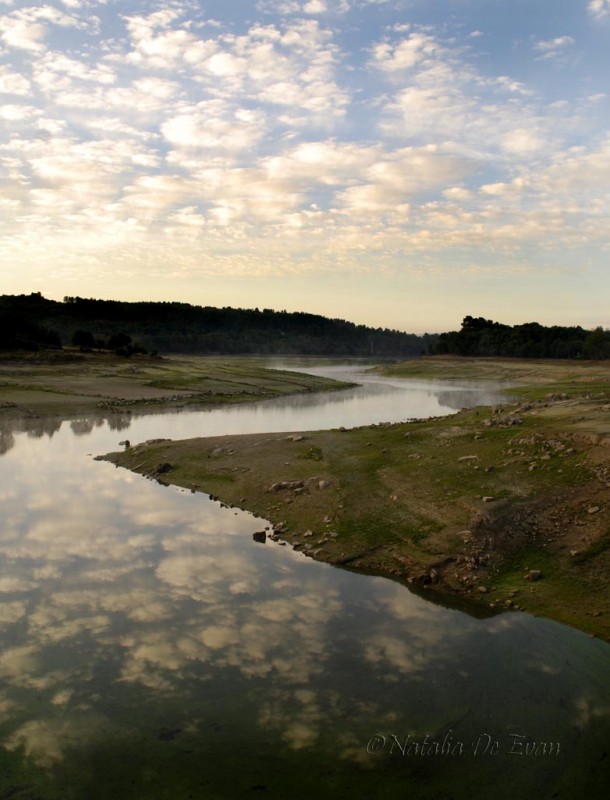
[0,362,609,799]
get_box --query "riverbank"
[102,357,610,640]
[0,351,352,419]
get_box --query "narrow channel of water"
[0,364,608,799]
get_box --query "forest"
[0,293,437,357]
[433,315,610,359]
[2,295,608,360]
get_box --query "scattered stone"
[318,480,332,490]
[570,549,581,558]
[477,586,488,594]
[286,434,304,442]
[154,462,173,475]
[252,531,266,544]
[303,530,314,538]
[588,506,600,514]
[482,496,495,503]
[270,480,305,492]
[458,455,478,462]
[525,570,543,582]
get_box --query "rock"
[303,530,314,538]
[477,586,488,594]
[429,568,439,584]
[270,480,305,492]
[154,462,173,475]
[458,455,478,462]
[252,531,266,543]
[570,549,581,557]
[286,434,304,442]
[318,480,332,490]
[482,496,495,503]
[119,439,131,447]
[525,570,543,582]
[588,506,600,514]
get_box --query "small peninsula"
[102,357,610,641]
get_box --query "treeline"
[0,308,62,351]
[434,316,610,359]
[0,293,437,357]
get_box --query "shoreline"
[0,351,354,421]
[99,358,610,640]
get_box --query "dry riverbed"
[0,350,351,418]
[101,357,610,641]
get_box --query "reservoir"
[0,363,608,799]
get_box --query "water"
[0,364,609,799]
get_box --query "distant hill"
[0,293,438,357]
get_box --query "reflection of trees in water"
[107,415,132,432]
[26,418,62,439]
[1,416,62,454]
[1,413,130,448]
[0,429,14,455]
[70,419,95,436]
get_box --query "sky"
[1,0,609,333]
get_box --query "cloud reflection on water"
[0,385,609,795]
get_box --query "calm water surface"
[0,363,609,799]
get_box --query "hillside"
[0,293,436,357]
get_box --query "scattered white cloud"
[0,0,607,323]
[588,0,610,19]
[534,35,574,60]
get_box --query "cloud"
[371,31,439,72]
[534,35,574,61]
[0,66,31,94]
[161,102,266,151]
[588,0,610,19]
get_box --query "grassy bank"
[0,351,352,418]
[101,357,610,640]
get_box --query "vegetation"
[0,292,436,356]
[434,315,610,359]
